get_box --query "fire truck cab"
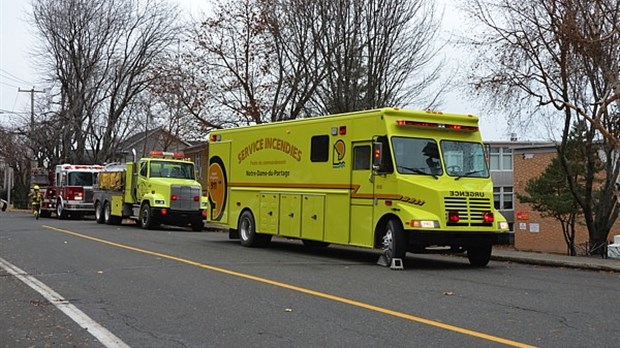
[40,164,104,219]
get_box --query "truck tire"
[104,201,113,224]
[467,244,492,267]
[95,202,104,224]
[140,203,156,230]
[238,210,271,247]
[381,219,406,266]
[103,201,122,225]
[56,199,68,219]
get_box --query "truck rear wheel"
[467,244,492,267]
[238,211,271,247]
[95,202,104,224]
[381,219,406,266]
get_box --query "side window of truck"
[353,146,371,170]
[139,162,148,177]
[311,135,329,162]
[377,136,394,173]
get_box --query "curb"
[491,255,620,273]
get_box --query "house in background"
[183,142,209,192]
[113,126,191,162]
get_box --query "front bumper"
[150,208,204,226]
[62,202,95,212]
[407,230,514,248]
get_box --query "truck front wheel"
[467,244,492,267]
[56,199,68,219]
[191,218,203,232]
[140,203,157,230]
[381,219,406,266]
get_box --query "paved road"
[1,211,619,347]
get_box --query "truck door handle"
[268,211,273,216]
[289,213,294,218]
[311,214,317,220]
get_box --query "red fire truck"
[39,164,104,219]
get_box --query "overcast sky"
[0,0,542,141]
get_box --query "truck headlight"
[499,221,509,230]
[155,199,165,205]
[410,220,439,228]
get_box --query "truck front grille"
[444,197,493,226]
[170,185,201,210]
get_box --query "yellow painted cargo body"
[207,108,511,263]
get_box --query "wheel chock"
[390,258,404,270]
[376,254,389,267]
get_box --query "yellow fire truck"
[94,151,207,231]
[206,108,511,267]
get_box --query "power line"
[0,79,21,89]
[0,68,32,84]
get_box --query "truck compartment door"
[301,194,325,241]
[259,193,279,234]
[279,194,301,238]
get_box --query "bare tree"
[466,0,620,253]
[180,0,444,128]
[311,0,443,114]
[31,0,182,164]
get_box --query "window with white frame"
[489,147,513,170]
[494,186,514,210]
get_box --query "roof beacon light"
[149,151,185,159]
[395,120,478,132]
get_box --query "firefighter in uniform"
[30,185,43,219]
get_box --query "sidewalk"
[491,248,620,272]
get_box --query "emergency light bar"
[61,165,105,170]
[395,120,478,132]
[149,151,185,159]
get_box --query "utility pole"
[18,87,45,189]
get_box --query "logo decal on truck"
[332,140,346,168]
[208,156,227,221]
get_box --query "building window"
[494,186,514,210]
[489,146,513,171]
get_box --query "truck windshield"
[149,161,195,180]
[392,137,443,177]
[440,140,489,179]
[67,172,95,186]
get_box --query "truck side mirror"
[372,142,383,171]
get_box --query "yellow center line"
[43,225,536,348]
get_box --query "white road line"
[0,257,130,348]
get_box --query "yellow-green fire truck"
[94,151,207,231]
[206,108,511,267]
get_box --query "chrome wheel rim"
[240,218,250,241]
